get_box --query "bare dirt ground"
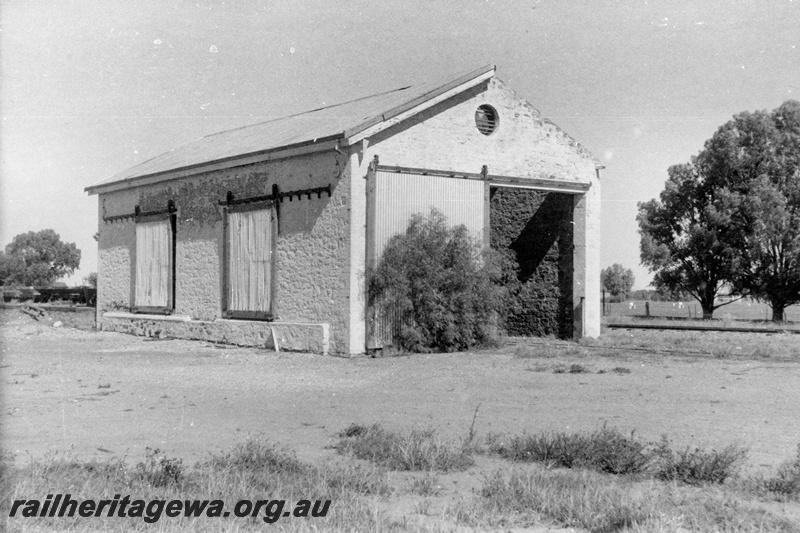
[3,309,799,473]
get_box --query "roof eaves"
[85,135,342,195]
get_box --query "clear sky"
[2,0,798,288]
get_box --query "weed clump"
[489,427,650,475]
[761,443,800,500]
[489,429,749,485]
[553,363,591,374]
[367,209,504,352]
[205,438,306,475]
[651,436,747,485]
[409,471,442,496]
[336,423,473,472]
[136,447,184,488]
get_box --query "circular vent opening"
[475,105,499,135]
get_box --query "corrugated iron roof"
[87,64,495,193]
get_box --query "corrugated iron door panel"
[371,170,485,347]
[373,170,485,261]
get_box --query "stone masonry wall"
[96,150,352,353]
[490,188,574,338]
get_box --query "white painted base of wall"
[101,313,330,355]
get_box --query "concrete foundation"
[102,312,330,354]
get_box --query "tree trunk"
[771,303,785,322]
[700,285,716,320]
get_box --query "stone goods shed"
[86,65,601,355]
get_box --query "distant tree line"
[638,100,800,321]
[601,264,635,301]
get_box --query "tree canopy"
[638,100,800,321]
[701,100,800,321]
[601,264,635,298]
[637,162,742,319]
[83,272,98,288]
[2,229,81,287]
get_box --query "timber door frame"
[221,200,278,321]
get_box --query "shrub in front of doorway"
[368,209,504,352]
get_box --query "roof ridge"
[201,63,494,141]
[201,85,414,140]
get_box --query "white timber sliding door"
[366,166,486,348]
[135,217,174,313]
[224,202,276,320]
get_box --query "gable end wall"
[347,76,601,349]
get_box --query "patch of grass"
[488,427,650,475]
[202,438,308,492]
[553,363,590,374]
[203,436,391,497]
[413,498,433,516]
[514,344,560,358]
[409,471,442,496]
[672,492,800,533]
[489,428,755,490]
[525,363,550,372]
[651,436,748,485]
[455,466,800,533]
[336,423,474,472]
[759,443,800,500]
[569,363,590,373]
[611,366,632,374]
[454,467,656,532]
[514,343,585,359]
[2,437,392,531]
[751,345,774,359]
[136,447,184,488]
[598,328,800,361]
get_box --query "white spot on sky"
[290,47,295,54]
[209,45,218,53]
[604,150,614,161]
[154,39,162,45]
